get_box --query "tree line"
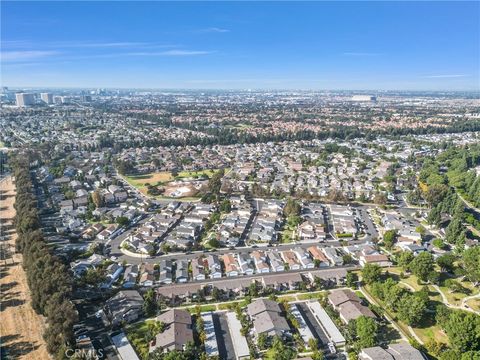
[10,154,77,359]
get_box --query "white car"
[328,342,337,354]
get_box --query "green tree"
[346,271,359,289]
[361,263,382,285]
[397,293,427,327]
[383,230,397,250]
[143,289,157,317]
[355,316,378,348]
[443,311,480,352]
[437,253,456,272]
[410,252,434,282]
[258,333,269,350]
[462,247,480,284]
[265,336,296,360]
[397,251,414,272]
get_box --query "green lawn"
[466,298,480,312]
[217,299,251,310]
[177,169,221,179]
[297,291,327,301]
[185,304,217,313]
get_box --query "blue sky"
[1,1,479,90]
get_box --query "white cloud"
[126,50,213,56]
[423,74,468,78]
[1,50,59,62]
[197,27,230,33]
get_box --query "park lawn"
[438,286,471,306]
[125,172,173,188]
[177,169,220,179]
[124,169,224,197]
[126,319,157,359]
[414,324,449,345]
[466,298,480,312]
[384,267,424,291]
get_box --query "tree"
[397,251,414,272]
[397,293,427,327]
[265,336,296,360]
[346,271,359,289]
[343,254,354,265]
[355,316,378,348]
[410,252,434,282]
[361,263,382,285]
[211,287,222,301]
[437,253,456,272]
[219,199,231,213]
[372,191,387,206]
[383,230,397,250]
[258,333,269,350]
[143,289,157,317]
[116,159,134,175]
[383,283,406,312]
[92,189,103,208]
[462,247,480,284]
[116,216,129,227]
[443,310,480,352]
[284,198,301,217]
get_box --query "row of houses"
[155,268,349,302]
[216,196,253,247]
[249,199,285,243]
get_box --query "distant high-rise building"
[351,95,377,102]
[15,93,35,107]
[81,95,92,102]
[40,93,53,104]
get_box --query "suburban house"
[123,265,139,288]
[280,250,301,270]
[222,254,240,277]
[307,246,330,267]
[105,290,144,326]
[206,255,222,279]
[150,309,193,352]
[359,342,426,360]
[247,299,290,337]
[250,250,270,273]
[328,289,376,323]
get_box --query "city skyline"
[1,1,479,91]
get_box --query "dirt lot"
[0,176,50,360]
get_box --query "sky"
[1,1,479,91]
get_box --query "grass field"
[125,172,173,188]
[124,169,223,196]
